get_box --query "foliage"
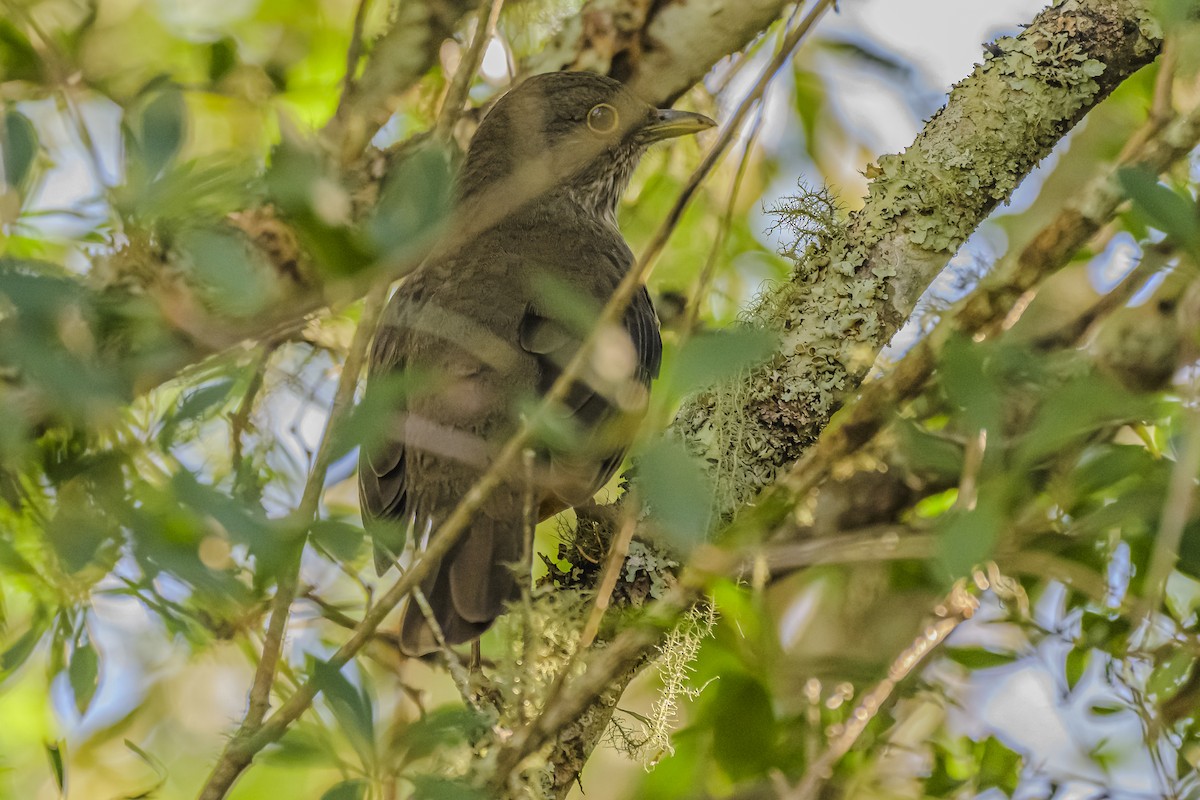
[1,1,1199,800]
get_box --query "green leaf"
[403,706,489,764]
[1065,647,1089,693]
[0,22,42,83]
[667,326,777,396]
[311,658,375,767]
[45,740,65,793]
[367,143,452,260]
[139,87,186,177]
[120,739,167,800]
[635,438,714,546]
[406,775,487,800]
[939,335,1003,431]
[309,519,365,563]
[320,780,367,800]
[1089,703,1125,716]
[976,736,1022,795]
[943,647,1020,670]
[3,109,38,191]
[68,636,99,715]
[158,378,236,447]
[2,613,48,678]
[707,672,776,780]
[1118,167,1200,257]
[933,493,1002,581]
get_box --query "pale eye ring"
[586,103,619,135]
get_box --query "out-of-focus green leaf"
[666,326,776,397]
[3,109,38,191]
[1,612,48,679]
[1065,646,1089,693]
[933,491,1003,580]
[45,740,65,793]
[636,437,714,546]
[898,419,964,480]
[403,706,489,764]
[1080,611,1132,657]
[406,775,486,800]
[367,143,452,260]
[208,38,238,84]
[120,739,168,800]
[944,647,1019,670]
[68,634,99,715]
[177,228,272,317]
[976,736,1022,795]
[1118,167,1200,257]
[939,335,1002,432]
[140,87,187,178]
[0,22,41,83]
[320,780,367,800]
[706,671,776,780]
[309,519,365,563]
[311,658,375,767]
[159,377,236,447]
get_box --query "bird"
[358,71,715,657]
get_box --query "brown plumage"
[358,71,714,656]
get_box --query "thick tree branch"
[673,0,1165,518]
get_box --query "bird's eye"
[586,103,619,135]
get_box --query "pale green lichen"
[672,0,1163,521]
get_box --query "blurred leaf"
[1089,703,1125,716]
[976,736,1021,795]
[898,420,964,480]
[120,739,168,800]
[1065,646,1089,693]
[667,326,776,397]
[320,780,367,800]
[311,658,375,767]
[1080,611,1132,657]
[140,87,187,178]
[406,775,486,800]
[209,38,238,84]
[45,740,65,793]
[1119,167,1200,257]
[3,108,38,191]
[403,705,489,764]
[706,672,776,780]
[1,612,48,679]
[939,335,1002,431]
[367,143,452,260]
[177,228,272,317]
[309,519,365,563]
[934,492,1003,580]
[159,377,237,447]
[636,438,714,545]
[944,647,1020,670]
[0,22,41,82]
[68,634,99,715]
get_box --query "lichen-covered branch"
[323,0,481,161]
[672,0,1164,518]
[531,0,793,105]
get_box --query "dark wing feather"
[518,286,661,509]
[359,323,410,575]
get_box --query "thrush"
[358,71,715,657]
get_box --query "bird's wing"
[358,320,410,575]
[518,285,662,510]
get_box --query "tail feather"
[398,515,523,657]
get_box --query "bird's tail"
[398,513,524,657]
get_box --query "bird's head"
[457,72,715,224]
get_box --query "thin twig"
[684,101,766,332]
[434,0,506,143]
[1137,405,1200,620]
[785,584,979,800]
[338,0,375,115]
[199,286,388,797]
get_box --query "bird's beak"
[640,108,717,142]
